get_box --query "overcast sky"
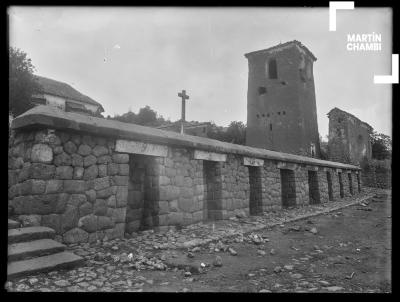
[8,6,392,138]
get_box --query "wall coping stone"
[12,106,360,171]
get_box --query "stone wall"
[261,161,281,211]
[8,129,129,243]
[9,106,363,243]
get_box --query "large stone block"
[94,177,110,191]
[63,141,77,154]
[97,155,112,164]
[107,195,117,208]
[64,180,86,193]
[78,144,92,156]
[96,186,117,199]
[63,227,88,244]
[111,175,129,186]
[107,163,119,176]
[78,214,98,233]
[68,194,87,207]
[54,152,72,166]
[168,212,183,225]
[61,205,79,233]
[92,145,109,157]
[119,164,129,176]
[18,214,41,227]
[84,165,98,180]
[115,140,168,158]
[29,163,55,179]
[111,207,126,223]
[45,179,63,194]
[98,216,114,230]
[116,186,128,207]
[98,164,107,177]
[79,202,93,217]
[73,167,84,179]
[94,199,107,215]
[85,189,96,203]
[178,198,195,212]
[112,153,129,164]
[84,155,97,167]
[71,154,83,167]
[31,144,53,163]
[20,179,46,195]
[55,166,73,180]
[11,194,67,215]
[159,201,170,215]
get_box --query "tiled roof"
[244,40,317,61]
[35,75,104,112]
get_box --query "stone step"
[7,251,85,279]
[8,219,20,229]
[8,226,55,244]
[8,239,66,262]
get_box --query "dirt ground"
[6,189,391,293]
[131,192,392,292]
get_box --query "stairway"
[7,219,84,279]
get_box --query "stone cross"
[178,89,189,134]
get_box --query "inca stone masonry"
[8,106,361,244]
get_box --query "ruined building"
[327,107,373,165]
[245,40,321,158]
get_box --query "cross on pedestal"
[178,89,190,134]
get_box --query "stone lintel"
[306,165,319,171]
[243,157,264,166]
[193,150,226,162]
[115,139,168,157]
[277,162,297,170]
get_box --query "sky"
[8,6,392,138]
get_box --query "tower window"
[268,58,278,79]
[267,113,270,117]
[278,112,281,115]
[256,114,260,118]
[283,111,286,115]
[269,123,272,131]
[258,86,267,95]
[262,114,265,117]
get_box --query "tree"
[109,106,165,127]
[9,47,40,116]
[371,131,391,160]
[207,121,247,145]
[225,121,246,145]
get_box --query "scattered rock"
[213,256,223,267]
[309,227,318,234]
[284,265,294,271]
[257,250,266,256]
[228,247,237,256]
[270,249,276,255]
[259,289,272,293]
[291,273,303,279]
[274,266,282,273]
[54,280,71,287]
[326,286,344,292]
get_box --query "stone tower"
[327,107,373,165]
[245,40,321,158]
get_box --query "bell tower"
[245,40,321,158]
